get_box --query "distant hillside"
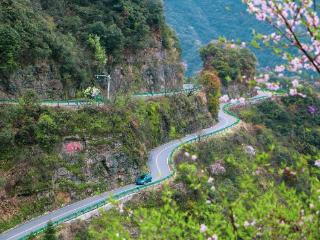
[164,0,278,76]
[0,0,183,98]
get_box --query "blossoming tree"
[243,0,320,75]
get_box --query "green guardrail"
[0,87,203,107]
[18,91,284,240]
[133,86,202,97]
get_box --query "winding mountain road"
[0,91,274,240]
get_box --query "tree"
[200,41,257,86]
[43,222,57,240]
[87,34,107,68]
[0,25,21,74]
[200,71,221,119]
[244,0,320,75]
[104,24,124,55]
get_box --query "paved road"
[0,85,201,108]
[0,92,271,240]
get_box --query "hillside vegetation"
[0,93,213,232]
[61,94,320,240]
[200,40,257,97]
[0,0,183,98]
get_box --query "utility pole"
[95,74,111,100]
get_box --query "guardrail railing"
[133,86,202,97]
[0,86,203,108]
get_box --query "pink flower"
[200,224,208,233]
[239,97,246,105]
[292,79,300,88]
[244,0,320,74]
[209,161,226,175]
[266,82,280,91]
[275,65,285,72]
[289,88,298,96]
[219,95,230,103]
[230,99,238,104]
[270,33,281,42]
[208,234,218,240]
[315,160,320,168]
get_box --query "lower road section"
[0,92,271,240]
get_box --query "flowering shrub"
[308,105,318,115]
[255,73,269,83]
[243,0,320,75]
[265,82,280,91]
[219,95,229,103]
[245,145,256,156]
[208,161,226,175]
[84,87,101,99]
[288,79,307,97]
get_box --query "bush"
[36,114,59,150]
[200,70,221,119]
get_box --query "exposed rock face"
[3,63,64,99]
[110,35,184,94]
[2,41,183,98]
[1,50,183,99]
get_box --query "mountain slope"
[164,0,277,76]
[0,0,183,98]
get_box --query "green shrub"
[36,114,59,150]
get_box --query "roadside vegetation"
[59,94,320,239]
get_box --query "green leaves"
[0,25,21,72]
[35,114,59,151]
[87,34,107,68]
[200,41,257,87]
